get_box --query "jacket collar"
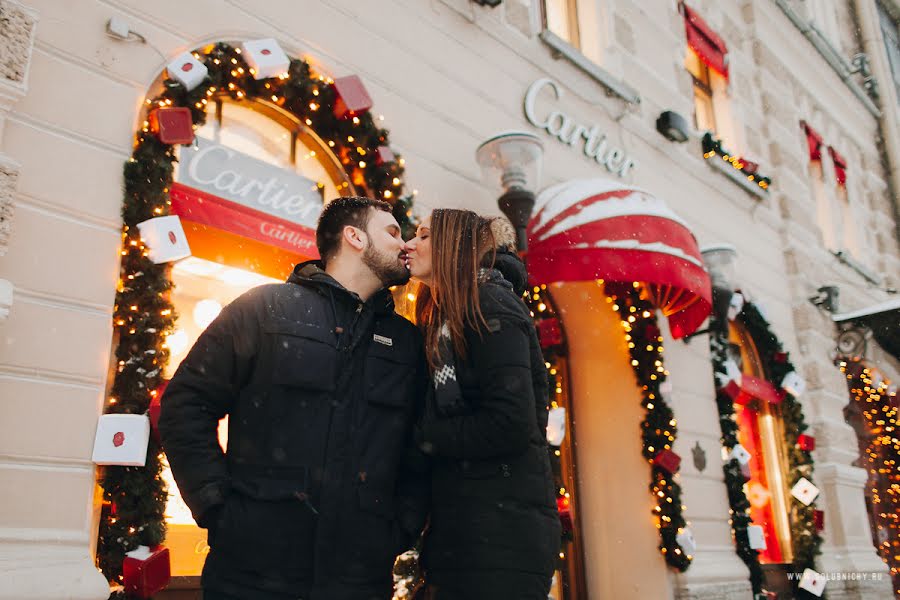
[287,260,396,315]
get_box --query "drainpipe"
[774,0,881,117]
[851,0,900,249]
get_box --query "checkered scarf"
[432,268,509,416]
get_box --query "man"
[159,197,428,600]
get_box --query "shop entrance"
[549,281,672,599]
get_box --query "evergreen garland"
[607,283,692,571]
[709,299,823,599]
[97,41,413,597]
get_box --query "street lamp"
[701,244,739,336]
[684,244,739,341]
[475,131,544,252]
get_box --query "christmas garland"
[98,41,413,596]
[526,283,692,573]
[709,299,823,598]
[702,132,771,192]
[606,283,692,571]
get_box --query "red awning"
[682,2,729,78]
[527,179,712,339]
[828,146,847,186]
[801,120,823,161]
[170,182,319,258]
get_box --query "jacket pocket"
[265,320,337,392]
[365,341,415,409]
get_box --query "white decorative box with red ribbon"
[241,38,290,79]
[165,52,208,92]
[92,414,151,466]
[136,215,191,264]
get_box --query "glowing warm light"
[193,299,223,330]
[165,329,189,356]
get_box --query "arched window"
[727,322,794,563]
[161,97,352,578]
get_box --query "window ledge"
[832,249,882,286]
[705,155,768,200]
[538,30,640,104]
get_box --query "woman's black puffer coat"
[419,252,560,584]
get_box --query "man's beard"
[362,241,410,287]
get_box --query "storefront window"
[727,323,793,563]
[160,98,347,577]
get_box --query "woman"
[405,209,560,600]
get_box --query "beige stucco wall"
[0,0,896,598]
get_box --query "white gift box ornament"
[242,38,290,79]
[166,52,208,91]
[724,359,743,385]
[546,407,566,446]
[781,371,806,397]
[799,568,827,596]
[730,443,751,465]
[92,414,151,466]
[791,477,820,506]
[727,292,745,321]
[746,525,767,550]
[675,528,696,554]
[137,216,191,264]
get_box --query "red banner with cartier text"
[170,182,319,258]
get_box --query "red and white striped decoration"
[526,179,712,338]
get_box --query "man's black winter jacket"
[159,261,428,600]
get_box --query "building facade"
[0,0,898,599]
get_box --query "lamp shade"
[475,131,544,193]
[700,244,738,291]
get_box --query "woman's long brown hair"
[416,209,498,370]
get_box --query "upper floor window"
[686,48,717,133]
[540,0,605,65]
[543,0,580,50]
[681,3,735,143]
[802,121,860,255]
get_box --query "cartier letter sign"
[179,137,323,229]
[524,78,637,177]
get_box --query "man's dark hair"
[316,196,392,266]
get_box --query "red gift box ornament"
[652,449,681,474]
[123,545,171,598]
[797,433,816,451]
[537,318,563,349]
[814,509,824,532]
[148,107,195,145]
[332,75,373,119]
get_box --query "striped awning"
[527,179,712,338]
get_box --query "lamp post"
[702,244,739,336]
[684,244,739,341]
[475,131,544,252]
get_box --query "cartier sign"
[178,137,323,229]
[524,78,637,177]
